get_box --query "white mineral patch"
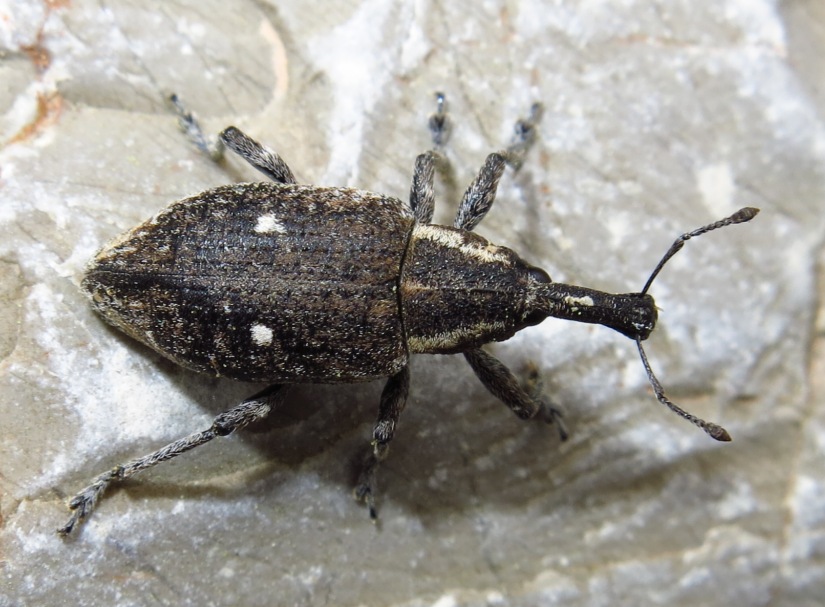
[697,163,735,216]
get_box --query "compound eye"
[527,266,551,284]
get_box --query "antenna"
[636,207,759,441]
[642,207,759,295]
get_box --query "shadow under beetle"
[58,94,758,535]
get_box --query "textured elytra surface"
[84,182,414,382]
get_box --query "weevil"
[58,94,758,535]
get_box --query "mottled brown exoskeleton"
[58,94,758,535]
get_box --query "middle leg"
[409,92,453,224]
[354,366,411,520]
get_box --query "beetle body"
[84,182,562,383]
[59,105,757,536]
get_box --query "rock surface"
[1,1,823,606]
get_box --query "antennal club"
[636,206,759,441]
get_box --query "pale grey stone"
[1,1,823,606]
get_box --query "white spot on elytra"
[254,213,286,234]
[251,323,274,346]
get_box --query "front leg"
[505,102,543,171]
[354,366,410,520]
[453,103,543,232]
[453,152,508,231]
[464,348,567,441]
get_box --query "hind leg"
[170,94,296,184]
[59,384,283,536]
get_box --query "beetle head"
[522,207,759,442]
